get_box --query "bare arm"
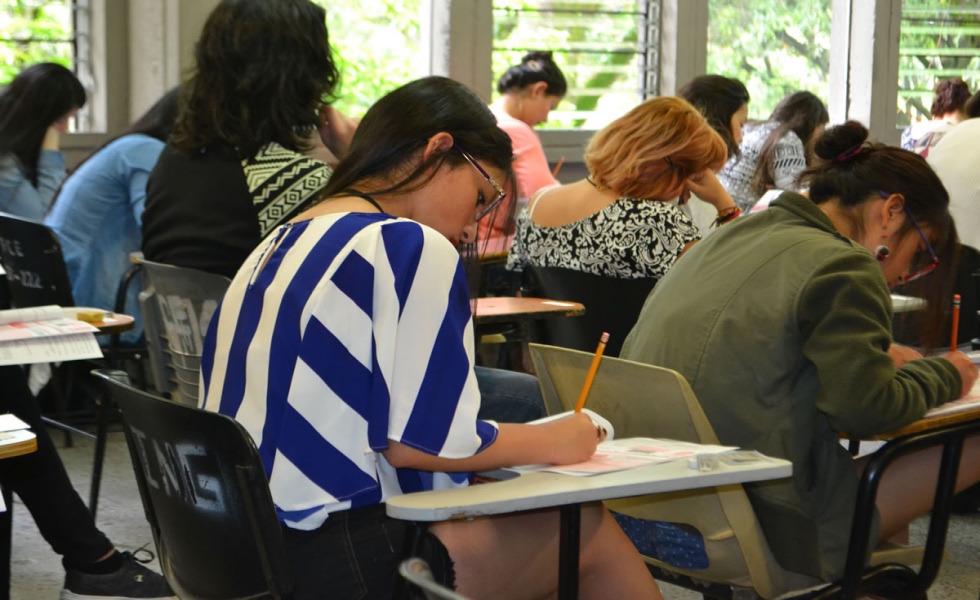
[383,413,600,472]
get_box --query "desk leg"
[912,438,963,595]
[558,504,580,600]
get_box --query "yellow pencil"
[951,294,961,352]
[575,332,610,412]
[551,156,565,178]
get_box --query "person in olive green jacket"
[621,121,980,582]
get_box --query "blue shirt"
[0,149,66,221]
[201,213,498,530]
[45,134,164,345]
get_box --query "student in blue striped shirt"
[200,77,661,599]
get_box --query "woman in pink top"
[484,52,567,253]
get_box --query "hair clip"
[835,145,864,162]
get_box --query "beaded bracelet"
[712,206,742,228]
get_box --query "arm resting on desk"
[384,415,599,471]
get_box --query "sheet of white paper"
[0,317,99,342]
[0,305,64,325]
[0,333,103,366]
[0,414,30,432]
[508,437,738,477]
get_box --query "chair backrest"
[528,343,819,599]
[94,369,293,600]
[0,211,74,308]
[138,259,230,405]
[521,266,657,357]
[398,558,469,600]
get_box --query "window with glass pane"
[898,1,980,129]
[315,0,423,119]
[0,0,92,131]
[492,1,660,130]
[706,0,831,119]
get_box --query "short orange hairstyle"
[585,96,727,200]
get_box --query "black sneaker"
[61,551,175,600]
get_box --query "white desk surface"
[387,457,791,522]
[891,294,926,313]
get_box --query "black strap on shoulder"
[340,188,385,214]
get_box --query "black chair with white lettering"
[93,369,293,600]
[0,210,147,516]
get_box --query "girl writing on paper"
[200,76,661,600]
[623,121,980,582]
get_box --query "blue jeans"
[474,366,546,423]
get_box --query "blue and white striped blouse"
[200,212,498,530]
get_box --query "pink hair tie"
[835,145,864,162]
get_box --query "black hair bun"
[813,120,869,161]
[521,51,555,65]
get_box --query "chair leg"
[89,392,113,519]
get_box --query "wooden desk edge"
[846,405,980,440]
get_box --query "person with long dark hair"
[0,63,86,220]
[200,76,662,600]
[719,91,829,212]
[677,74,750,233]
[44,88,180,346]
[622,121,979,583]
[141,0,354,279]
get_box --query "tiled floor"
[9,428,980,599]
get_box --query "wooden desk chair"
[137,259,230,406]
[529,344,932,600]
[0,210,145,516]
[521,266,658,357]
[94,369,293,600]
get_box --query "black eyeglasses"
[878,192,939,283]
[454,144,506,221]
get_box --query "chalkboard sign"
[0,212,74,309]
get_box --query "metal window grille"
[898,1,980,124]
[492,1,662,129]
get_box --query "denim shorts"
[283,503,455,599]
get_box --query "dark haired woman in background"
[719,91,829,212]
[141,0,355,279]
[201,76,661,600]
[676,74,750,233]
[45,88,180,346]
[482,51,569,255]
[623,121,979,582]
[901,77,972,157]
[0,63,86,220]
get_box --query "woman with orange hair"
[507,96,737,279]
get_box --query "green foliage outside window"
[707,0,832,120]
[0,0,73,84]
[314,0,422,119]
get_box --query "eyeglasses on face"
[454,144,506,221]
[878,191,939,283]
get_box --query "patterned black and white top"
[244,142,333,236]
[506,191,701,279]
[719,121,806,213]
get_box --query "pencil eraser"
[75,311,106,323]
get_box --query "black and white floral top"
[506,194,701,279]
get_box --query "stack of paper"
[509,437,738,477]
[0,305,103,366]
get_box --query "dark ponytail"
[496,51,567,97]
[800,121,957,350]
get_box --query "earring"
[875,229,890,262]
